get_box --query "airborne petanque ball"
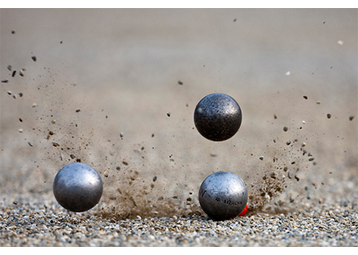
[194,93,242,141]
[199,171,248,221]
[53,162,103,212]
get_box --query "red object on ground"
[238,204,247,216]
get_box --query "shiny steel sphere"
[199,171,248,221]
[194,93,242,141]
[53,163,103,212]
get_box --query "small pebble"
[1,79,9,83]
[19,69,24,77]
[167,113,171,117]
[327,114,331,119]
[7,91,12,95]
[283,126,288,132]
[76,108,81,112]
[178,81,183,85]
[32,103,37,108]
[316,101,321,104]
[11,29,15,34]
[7,65,12,71]
[349,116,354,121]
[303,96,308,100]
[259,156,264,160]
[338,40,344,46]
[31,56,37,62]
[12,71,16,77]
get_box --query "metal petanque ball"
[199,171,248,221]
[194,93,242,141]
[53,162,103,212]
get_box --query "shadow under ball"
[199,171,248,221]
[194,93,242,141]
[53,163,103,212]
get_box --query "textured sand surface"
[0,9,357,246]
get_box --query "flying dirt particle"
[116,166,120,170]
[12,94,17,99]
[75,108,81,113]
[167,112,171,117]
[178,80,183,85]
[302,142,306,147]
[303,96,308,100]
[12,71,16,77]
[19,69,24,77]
[28,142,33,147]
[338,40,344,46]
[286,141,291,146]
[32,103,37,108]
[283,126,288,132]
[104,171,109,178]
[31,56,37,62]
[1,79,9,83]
[120,132,124,138]
[316,101,321,104]
[7,65,12,71]
[312,182,318,189]
[11,30,15,34]
[259,156,264,160]
[349,116,354,121]
[19,118,23,122]
[308,158,315,161]
[52,142,60,147]
[51,119,56,124]
[7,91,12,95]
[19,129,23,133]
[233,18,237,22]
[19,92,23,97]
[327,113,331,119]
[60,41,63,44]
[274,114,277,119]
[70,154,75,159]
[153,176,157,182]
[122,161,128,166]
[294,175,300,181]
[151,133,154,137]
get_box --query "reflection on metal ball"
[199,171,248,221]
[53,162,103,212]
[194,93,242,141]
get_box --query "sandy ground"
[0,9,357,246]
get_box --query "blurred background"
[1,9,357,218]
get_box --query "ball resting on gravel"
[194,93,242,141]
[53,163,103,212]
[199,171,248,221]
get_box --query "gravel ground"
[1,9,357,247]
[0,198,357,246]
